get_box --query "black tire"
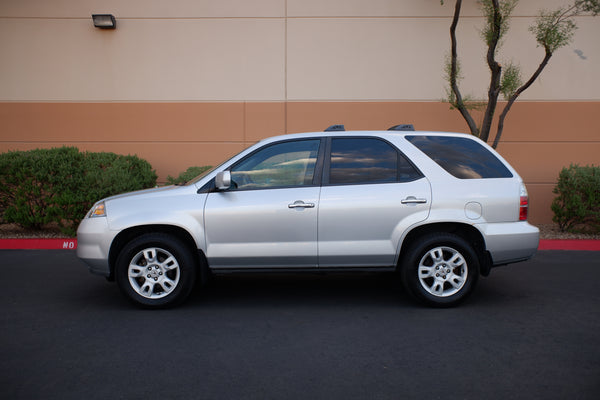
[115,233,197,308]
[400,233,479,307]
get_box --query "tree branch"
[492,50,553,148]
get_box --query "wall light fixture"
[92,14,116,29]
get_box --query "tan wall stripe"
[1,101,599,224]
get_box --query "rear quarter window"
[406,135,513,179]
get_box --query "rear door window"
[327,138,422,185]
[406,135,513,179]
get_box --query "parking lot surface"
[1,250,599,400]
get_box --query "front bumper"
[76,216,115,277]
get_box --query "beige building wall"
[1,0,599,224]
[1,0,598,101]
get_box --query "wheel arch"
[398,222,492,276]
[108,224,208,282]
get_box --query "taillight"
[519,183,528,221]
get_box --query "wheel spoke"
[419,266,434,278]
[160,256,178,270]
[128,266,145,278]
[143,249,157,263]
[140,281,154,296]
[449,252,464,267]
[430,248,444,263]
[162,277,177,292]
[447,273,465,289]
[431,279,444,296]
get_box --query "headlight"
[88,201,106,218]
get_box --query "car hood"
[103,185,183,203]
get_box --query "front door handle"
[288,201,315,209]
[401,196,427,204]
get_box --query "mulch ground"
[0,223,72,239]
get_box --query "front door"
[204,139,322,269]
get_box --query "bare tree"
[442,0,599,148]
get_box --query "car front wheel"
[115,233,197,308]
[401,233,479,307]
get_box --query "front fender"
[106,191,208,252]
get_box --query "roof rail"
[388,124,415,131]
[324,124,345,132]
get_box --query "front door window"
[231,140,321,190]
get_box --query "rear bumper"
[477,221,539,266]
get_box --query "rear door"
[317,137,431,268]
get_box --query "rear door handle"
[288,201,315,209]
[401,196,427,204]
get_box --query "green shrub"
[0,147,157,236]
[166,166,212,185]
[551,164,600,233]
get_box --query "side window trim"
[312,137,326,187]
[396,148,424,182]
[321,137,333,186]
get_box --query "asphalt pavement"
[1,250,599,400]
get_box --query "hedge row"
[551,164,600,233]
[0,147,157,235]
[166,166,212,185]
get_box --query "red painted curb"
[0,238,598,251]
[537,239,600,251]
[0,238,77,250]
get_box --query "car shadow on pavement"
[190,272,407,308]
[69,270,525,311]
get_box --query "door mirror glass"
[215,171,231,190]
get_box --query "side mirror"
[215,171,231,190]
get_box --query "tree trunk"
[449,0,479,136]
[480,0,503,143]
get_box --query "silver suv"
[77,125,539,308]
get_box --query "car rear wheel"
[401,233,479,307]
[115,233,197,308]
